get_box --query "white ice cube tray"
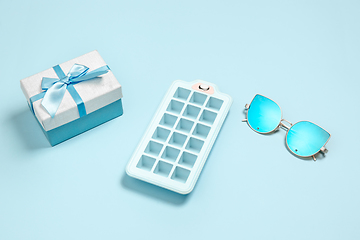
[126,80,232,194]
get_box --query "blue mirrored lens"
[286,121,330,157]
[247,94,282,133]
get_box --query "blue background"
[1,0,359,239]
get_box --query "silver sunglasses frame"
[242,94,331,161]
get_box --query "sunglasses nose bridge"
[280,119,293,130]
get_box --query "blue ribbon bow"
[29,64,110,118]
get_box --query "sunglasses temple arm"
[320,147,328,153]
[313,147,328,161]
[242,104,250,122]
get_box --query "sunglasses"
[243,94,331,161]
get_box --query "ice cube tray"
[126,80,233,194]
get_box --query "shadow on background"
[121,174,190,206]
[10,108,50,150]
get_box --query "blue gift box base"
[31,99,123,146]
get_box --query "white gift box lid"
[20,50,123,131]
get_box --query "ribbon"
[29,64,110,118]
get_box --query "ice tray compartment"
[169,132,187,147]
[127,80,232,194]
[154,161,173,177]
[176,118,194,133]
[183,105,201,119]
[159,113,177,128]
[152,127,171,141]
[199,110,217,125]
[136,155,156,171]
[167,100,184,114]
[144,141,163,156]
[185,137,204,153]
[190,92,207,106]
[178,151,197,168]
[161,146,180,162]
[206,96,223,110]
[173,87,191,100]
[171,166,191,183]
[192,123,211,139]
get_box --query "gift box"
[20,50,123,146]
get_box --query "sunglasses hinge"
[320,147,328,153]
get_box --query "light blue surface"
[1,1,360,240]
[287,121,330,157]
[247,94,282,133]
